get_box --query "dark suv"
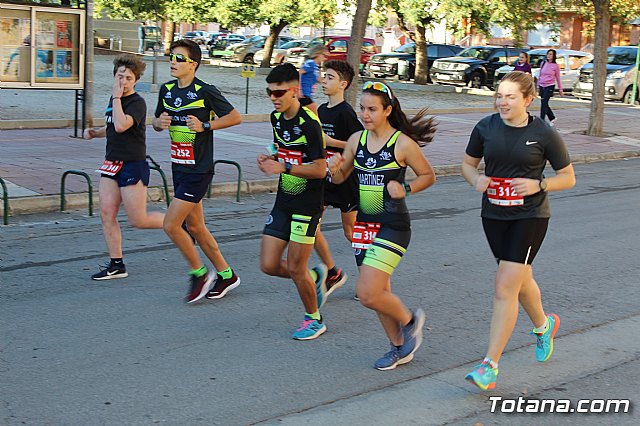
[430,46,525,88]
[366,42,463,80]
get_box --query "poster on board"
[36,49,54,77]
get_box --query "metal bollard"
[60,170,93,216]
[0,177,8,225]
[109,34,115,50]
[117,35,122,51]
[207,160,242,202]
[146,155,170,207]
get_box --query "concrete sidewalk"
[1,105,639,217]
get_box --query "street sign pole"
[240,64,256,114]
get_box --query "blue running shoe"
[465,359,498,390]
[292,315,327,340]
[374,344,414,371]
[398,308,426,358]
[531,313,560,362]
[312,263,328,308]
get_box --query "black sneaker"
[206,271,241,299]
[185,272,214,304]
[91,262,128,280]
[325,267,348,297]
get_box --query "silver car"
[254,39,309,66]
[493,48,593,90]
[573,46,639,103]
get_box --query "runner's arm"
[111,98,135,133]
[324,133,347,150]
[210,108,242,130]
[328,132,358,184]
[395,136,435,196]
[462,153,491,193]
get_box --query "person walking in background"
[138,22,146,54]
[538,49,563,126]
[461,71,576,390]
[514,52,531,74]
[84,54,164,280]
[298,45,328,115]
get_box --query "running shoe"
[292,315,327,340]
[353,293,360,301]
[325,267,348,297]
[531,313,560,362]
[374,344,415,371]
[91,262,128,280]
[398,308,426,358]
[206,270,241,299]
[465,359,499,390]
[185,272,214,304]
[312,263,328,308]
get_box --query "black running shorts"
[172,171,213,203]
[482,217,549,265]
[102,160,150,188]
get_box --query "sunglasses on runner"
[265,86,298,98]
[363,81,393,100]
[169,53,196,63]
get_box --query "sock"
[406,315,415,327]
[189,266,207,277]
[111,258,124,266]
[534,317,549,334]
[394,344,402,350]
[327,266,338,277]
[218,267,233,279]
[309,269,318,282]
[483,357,498,369]
[306,310,321,321]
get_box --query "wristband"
[112,97,121,100]
[403,182,412,196]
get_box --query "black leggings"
[539,85,555,122]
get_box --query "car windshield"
[529,54,547,68]
[281,40,305,49]
[394,43,416,54]
[185,32,197,37]
[246,35,263,43]
[607,47,637,65]
[459,47,492,60]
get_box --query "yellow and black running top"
[354,130,409,220]
[155,77,235,174]
[271,106,325,213]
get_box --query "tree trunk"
[164,22,176,55]
[261,22,287,68]
[346,0,372,107]
[414,26,428,85]
[587,0,610,137]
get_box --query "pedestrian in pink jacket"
[538,49,563,126]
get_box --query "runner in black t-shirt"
[461,71,576,390]
[315,60,363,299]
[152,40,242,304]
[257,63,329,341]
[84,54,164,281]
[328,81,436,370]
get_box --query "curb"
[2,152,639,219]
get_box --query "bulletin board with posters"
[0,3,85,89]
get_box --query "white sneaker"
[549,119,556,127]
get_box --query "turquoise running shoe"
[465,359,499,390]
[374,344,414,371]
[531,313,560,362]
[312,263,328,308]
[292,315,327,340]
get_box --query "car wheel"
[243,54,254,64]
[468,73,484,89]
[623,87,639,105]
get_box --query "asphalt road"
[1,158,639,425]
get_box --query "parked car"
[430,45,526,88]
[493,48,593,90]
[183,30,209,45]
[207,33,245,47]
[286,35,377,70]
[232,36,294,63]
[366,42,463,81]
[254,39,309,66]
[210,35,263,59]
[573,45,639,103]
[144,26,162,51]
